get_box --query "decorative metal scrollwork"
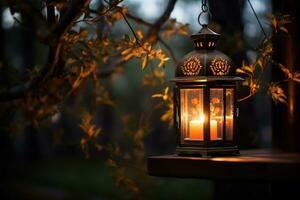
[210,58,231,76]
[181,56,202,76]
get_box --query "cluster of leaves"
[79,113,103,159]
[121,30,170,70]
[152,87,174,127]
[236,14,297,104]
[60,1,189,197]
[78,110,153,199]
[162,18,189,38]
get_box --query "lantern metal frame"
[173,77,242,156]
[171,22,243,156]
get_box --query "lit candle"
[210,119,218,140]
[189,119,204,140]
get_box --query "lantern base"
[176,146,239,157]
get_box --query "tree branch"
[86,2,123,23]
[46,2,55,26]
[0,0,88,102]
[126,13,152,27]
[97,0,177,77]
[52,0,88,39]
[97,57,125,77]
[145,0,177,43]
[238,93,254,102]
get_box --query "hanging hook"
[198,0,211,26]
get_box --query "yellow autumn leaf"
[241,80,249,86]
[153,68,165,78]
[121,48,132,56]
[279,26,288,33]
[178,24,189,36]
[268,84,287,104]
[79,114,101,138]
[164,86,169,95]
[250,79,260,94]
[272,17,278,31]
[236,68,245,74]
[293,78,300,83]
[243,65,254,75]
[158,57,169,68]
[151,94,164,98]
[141,56,148,70]
[122,52,134,61]
[256,59,263,68]
[168,18,177,25]
[79,29,88,37]
[106,159,117,167]
[66,58,77,65]
[72,76,83,90]
[279,64,293,79]
[160,103,173,127]
[292,72,300,83]
[160,109,172,122]
[152,87,169,100]
[136,30,144,40]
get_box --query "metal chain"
[201,0,208,12]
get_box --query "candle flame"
[199,115,205,122]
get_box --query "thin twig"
[238,93,254,102]
[247,0,267,38]
[126,13,152,27]
[85,2,123,23]
[145,0,177,42]
[119,11,141,45]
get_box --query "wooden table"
[148,149,300,182]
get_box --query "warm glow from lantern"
[189,115,205,140]
[210,119,218,140]
[187,115,220,141]
[226,116,233,140]
[189,120,204,140]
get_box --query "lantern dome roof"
[175,26,238,79]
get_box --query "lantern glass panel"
[226,89,234,140]
[210,89,224,140]
[180,88,204,142]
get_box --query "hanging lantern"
[172,3,243,156]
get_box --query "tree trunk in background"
[208,0,244,31]
[0,8,15,177]
[21,12,42,160]
[272,0,300,152]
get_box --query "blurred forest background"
[0,0,299,199]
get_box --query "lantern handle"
[197,11,212,26]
